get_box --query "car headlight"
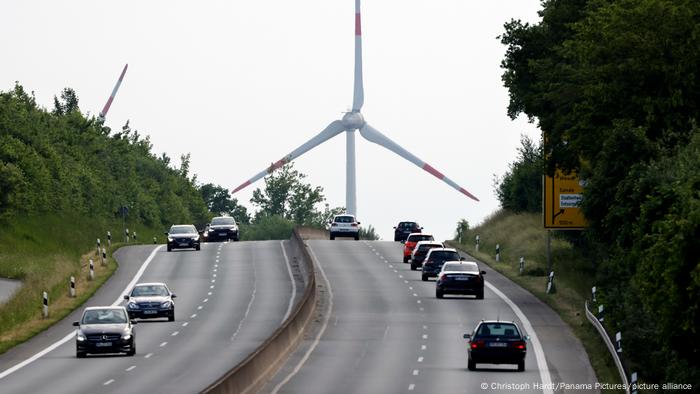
[160,301,172,308]
[167,237,174,242]
[127,302,139,309]
[191,235,199,240]
[76,332,86,341]
[122,333,132,341]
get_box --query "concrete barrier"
[201,228,317,394]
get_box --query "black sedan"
[124,282,176,321]
[74,306,136,357]
[205,216,239,242]
[166,224,201,251]
[435,261,485,299]
[420,248,462,281]
[393,221,422,242]
[464,320,528,371]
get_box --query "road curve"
[0,240,300,394]
[264,240,598,394]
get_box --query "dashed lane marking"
[104,379,114,386]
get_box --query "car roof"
[397,221,418,225]
[415,240,443,246]
[426,247,457,253]
[84,306,127,311]
[442,260,479,271]
[133,282,167,287]
[407,232,432,237]
[170,224,195,228]
[334,214,355,218]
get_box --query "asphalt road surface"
[0,240,300,394]
[264,240,598,394]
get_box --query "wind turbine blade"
[232,120,347,194]
[352,0,364,111]
[359,123,479,201]
[99,64,128,120]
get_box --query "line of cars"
[395,221,528,371]
[74,282,176,358]
[166,216,240,252]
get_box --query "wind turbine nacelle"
[342,111,365,130]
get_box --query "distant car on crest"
[393,221,422,242]
[205,216,239,242]
[329,214,361,240]
[166,224,201,252]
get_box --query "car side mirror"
[460,257,466,261]
[463,333,471,339]
[123,295,130,300]
[164,232,169,236]
[171,293,177,298]
[481,270,486,275]
[357,222,361,225]
[72,321,80,327]
[524,335,530,341]
[393,226,397,229]
[420,227,424,230]
[131,320,138,325]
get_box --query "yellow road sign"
[543,169,587,229]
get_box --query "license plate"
[96,342,112,347]
[488,342,507,347]
[456,277,470,281]
[143,310,157,314]
[179,242,189,246]
[218,232,227,236]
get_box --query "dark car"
[124,282,176,321]
[74,306,136,357]
[421,248,462,281]
[394,221,422,242]
[435,261,485,299]
[205,216,239,242]
[464,320,528,371]
[166,224,201,252]
[410,241,444,270]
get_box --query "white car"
[329,214,361,240]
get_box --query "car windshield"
[408,234,433,242]
[170,226,195,234]
[476,323,520,338]
[428,251,460,262]
[131,285,168,297]
[211,217,235,225]
[400,222,418,229]
[82,309,127,324]
[443,262,478,272]
[334,216,355,223]
[418,244,441,252]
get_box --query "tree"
[199,183,250,224]
[494,135,542,213]
[52,87,80,115]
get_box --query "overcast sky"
[2,0,542,241]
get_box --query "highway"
[0,241,300,394]
[264,240,598,394]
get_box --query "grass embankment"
[447,210,622,392]
[0,214,163,355]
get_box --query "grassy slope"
[448,210,623,392]
[0,214,164,354]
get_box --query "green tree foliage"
[500,0,700,384]
[199,183,250,224]
[494,135,542,213]
[0,83,208,227]
[359,225,380,240]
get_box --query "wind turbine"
[232,0,478,216]
[98,63,128,121]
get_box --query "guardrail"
[201,228,317,394]
[584,300,630,394]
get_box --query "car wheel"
[410,264,417,271]
[127,345,136,357]
[354,235,360,240]
[403,256,409,263]
[436,289,444,299]
[468,359,476,371]
[330,234,335,240]
[476,289,484,300]
[167,245,172,252]
[517,360,525,372]
[421,274,428,281]
[195,244,201,251]
[168,313,175,322]
[76,351,86,358]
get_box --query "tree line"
[498,0,699,386]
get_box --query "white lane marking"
[409,286,413,290]
[389,265,394,268]
[211,279,216,283]
[207,292,212,296]
[191,314,197,318]
[399,275,403,278]
[215,264,218,268]
[271,245,333,394]
[421,345,427,350]
[413,293,418,297]
[423,325,427,330]
[404,280,409,284]
[126,366,136,372]
[213,273,217,278]
[0,245,164,380]
[230,252,257,342]
[422,334,428,339]
[197,306,203,310]
[182,322,189,327]
[417,357,424,363]
[408,384,415,391]
[171,331,179,336]
[416,300,421,304]
[280,240,297,323]
[213,268,217,272]
[412,370,419,376]
[210,285,215,289]
[486,281,553,394]
[145,353,153,359]
[104,379,115,386]
[393,270,398,273]
[419,307,424,311]
[160,342,167,347]
[203,298,209,303]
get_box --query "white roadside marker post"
[125,228,130,243]
[101,248,107,266]
[70,276,76,298]
[495,243,500,262]
[630,372,638,394]
[592,286,597,303]
[153,236,157,244]
[107,231,112,248]
[89,259,95,281]
[546,271,555,293]
[96,238,101,255]
[598,304,605,323]
[615,331,622,353]
[519,257,524,275]
[42,292,48,318]
[475,235,480,253]
[133,231,137,242]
